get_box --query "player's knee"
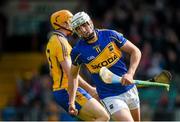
[98,112,110,121]
[104,113,110,121]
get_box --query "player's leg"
[111,108,134,121]
[101,96,133,121]
[53,88,109,121]
[128,86,141,121]
[53,89,79,120]
[75,87,110,121]
[130,108,140,121]
[78,98,110,121]
[110,97,140,121]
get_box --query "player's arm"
[58,55,78,105]
[111,30,141,85]
[78,76,98,99]
[56,54,78,115]
[121,40,141,85]
[55,38,78,106]
[54,36,78,98]
[68,64,80,115]
[61,58,97,102]
[67,47,82,115]
[68,64,80,104]
[69,66,98,100]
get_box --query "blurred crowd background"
[0,0,179,121]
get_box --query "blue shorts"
[53,87,92,112]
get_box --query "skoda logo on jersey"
[91,54,118,69]
[87,56,95,61]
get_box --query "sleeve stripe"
[110,36,122,44]
[74,53,81,65]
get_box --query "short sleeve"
[70,47,82,66]
[110,30,127,48]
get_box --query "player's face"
[75,22,94,38]
[65,20,73,35]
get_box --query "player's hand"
[68,103,78,116]
[121,73,134,85]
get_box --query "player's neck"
[56,29,69,36]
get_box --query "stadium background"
[0,0,179,120]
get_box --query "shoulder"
[71,45,82,63]
[72,38,84,50]
[71,39,85,54]
[96,29,123,36]
[47,35,58,48]
[71,44,80,55]
[48,34,72,53]
[48,31,68,43]
[50,32,71,47]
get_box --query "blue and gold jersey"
[71,29,134,99]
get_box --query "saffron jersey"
[46,31,71,91]
[71,29,135,99]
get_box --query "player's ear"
[89,20,92,25]
[89,20,94,29]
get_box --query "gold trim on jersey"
[110,36,122,44]
[85,42,122,73]
[73,53,81,66]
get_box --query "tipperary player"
[46,10,109,121]
[69,12,141,121]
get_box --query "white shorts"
[100,86,140,115]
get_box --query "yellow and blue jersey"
[46,31,91,112]
[71,29,135,99]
